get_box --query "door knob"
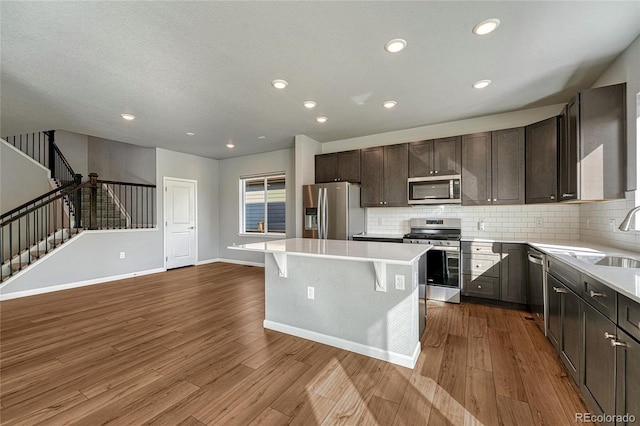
[188,226,194,229]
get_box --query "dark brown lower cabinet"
[546,274,562,351]
[582,302,616,426]
[616,328,639,425]
[500,243,527,304]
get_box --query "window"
[240,173,286,235]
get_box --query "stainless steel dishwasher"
[527,248,547,334]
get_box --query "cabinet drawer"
[548,257,580,292]
[618,294,640,342]
[461,241,500,255]
[462,255,500,277]
[582,274,616,321]
[462,275,500,300]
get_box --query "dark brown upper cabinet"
[315,150,361,183]
[526,116,559,204]
[461,128,525,206]
[360,143,408,207]
[409,136,461,178]
[559,83,626,202]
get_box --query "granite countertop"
[229,238,430,265]
[462,236,640,304]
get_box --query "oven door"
[426,247,460,288]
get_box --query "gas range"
[402,218,462,248]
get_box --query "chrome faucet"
[619,206,640,231]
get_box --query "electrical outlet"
[307,286,314,300]
[478,220,485,231]
[535,217,544,227]
[609,219,616,231]
[119,251,125,259]
[395,275,405,290]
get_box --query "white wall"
[321,104,565,153]
[0,229,164,298]
[89,136,156,184]
[294,134,321,236]
[55,130,89,178]
[0,139,51,213]
[156,148,220,263]
[218,148,295,264]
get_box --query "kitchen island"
[229,238,430,368]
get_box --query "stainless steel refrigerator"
[303,182,365,240]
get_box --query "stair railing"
[1,173,156,281]
[3,130,76,187]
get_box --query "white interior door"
[165,178,196,269]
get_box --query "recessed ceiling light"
[316,116,328,123]
[303,100,317,109]
[473,79,492,89]
[382,101,397,109]
[258,136,266,139]
[226,142,235,148]
[473,18,500,35]
[186,132,195,136]
[120,113,136,121]
[384,38,407,53]
[271,79,288,89]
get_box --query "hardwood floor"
[0,262,588,425]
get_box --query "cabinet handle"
[475,264,481,268]
[379,202,383,205]
[604,332,616,340]
[478,285,482,289]
[384,201,387,205]
[611,339,628,348]
[550,195,555,200]
[476,248,481,251]
[493,198,497,202]
[553,286,568,294]
[487,199,491,202]
[590,290,604,298]
[430,171,434,175]
[434,170,439,174]
[562,193,575,198]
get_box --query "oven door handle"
[429,246,460,253]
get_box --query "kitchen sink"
[569,254,640,268]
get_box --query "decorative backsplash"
[366,204,581,241]
[578,194,640,252]
[365,194,640,253]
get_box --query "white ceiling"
[1,1,639,160]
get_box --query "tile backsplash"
[365,193,640,253]
[578,193,640,252]
[366,204,581,241]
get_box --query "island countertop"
[229,238,430,265]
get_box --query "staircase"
[1,132,157,283]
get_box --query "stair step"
[10,262,29,272]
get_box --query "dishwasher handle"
[528,253,544,265]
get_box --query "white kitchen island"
[229,238,430,368]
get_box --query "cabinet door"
[582,302,616,425]
[525,117,558,204]
[500,244,526,304]
[461,132,492,205]
[360,147,384,207]
[383,144,409,206]
[491,127,525,205]
[408,140,434,178]
[337,150,361,183]
[546,274,562,351]
[560,288,581,385]
[315,154,338,183]
[616,328,639,425]
[433,136,461,175]
[559,101,578,201]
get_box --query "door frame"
[163,176,198,269]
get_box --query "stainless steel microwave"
[408,175,461,205]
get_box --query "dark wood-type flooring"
[0,262,588,425]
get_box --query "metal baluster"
[9,223,13,276]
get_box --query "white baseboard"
[0,268,166,301]
[216,258,265,268]
[195,258,219,266]
[263,320,420,369]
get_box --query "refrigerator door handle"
[323,187,329,239]
[317,188,323,238]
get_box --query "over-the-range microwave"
[408,175,461,205]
